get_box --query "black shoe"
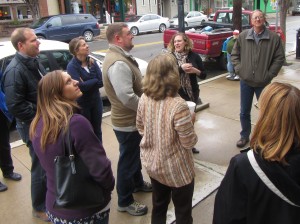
[192,148,200,154]
[3,172,22,181]
[236,138,249,148]
[0,182,8,192]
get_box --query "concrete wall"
[136,0,190,19]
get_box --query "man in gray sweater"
[102,23,152,216]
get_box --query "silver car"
[126,14,170,36]
[292,2,300,16]
[169,11,208,28]
[0,40,148,100]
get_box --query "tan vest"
[102,45,143,127]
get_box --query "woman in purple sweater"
[30,70,115,224]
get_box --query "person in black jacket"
[167,32,207,154]
[1,28,48,222]
[213,82,300,224]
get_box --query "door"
[44,16,65,41]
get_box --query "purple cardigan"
[32,114,115,220]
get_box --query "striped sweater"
[136,94,198,187]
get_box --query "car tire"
[159,24,167,32]
[83,30,94,42]
[130,27,139,36]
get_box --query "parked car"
[292,2,300,15]
[0,40,148,99]
[169,11,208,28]
[126,14,170,36]
[208,13,215,21]
[30,14,100,42]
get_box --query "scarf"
[173,51,194,101]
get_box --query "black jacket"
[213,148,300,224]
[177,51,206,102]
[1,53,46,123]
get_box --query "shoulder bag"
[54,127,104,209]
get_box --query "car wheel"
[184,22,188,27]
[83,30,94,42]
[130,27,139,36]
[159,24,167,32]
[37,35,46,40]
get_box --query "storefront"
[0,0,31,21]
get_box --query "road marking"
[93,41,163,53]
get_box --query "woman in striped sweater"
[136,53,198,224]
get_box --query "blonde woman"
[213,82,300,224]
[136,53,198,224]
[30,70,114,224]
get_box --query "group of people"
[0,8,299,224]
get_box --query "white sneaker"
[234,75,240,81]
[226,74,234,79]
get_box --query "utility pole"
[119,0,125,21]
[178,0,185,33]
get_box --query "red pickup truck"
[163,9,285,70]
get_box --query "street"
[9,15,299,143]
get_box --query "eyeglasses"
[252,16,264,20]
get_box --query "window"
[16,5,30,20]
[61,16,77,25]
[0,6,12,20]
[49,17,62,27]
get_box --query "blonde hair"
[30,70,79,150]
[142,53,180,100]
[250,82,300,164]
[69,36,85,56]
[167,32,193,53]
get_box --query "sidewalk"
[1,53,299,223]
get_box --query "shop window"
[0,6,12,20]
[16,5,31,20]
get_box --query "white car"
[0,40,148,100]
[170,11,208,28]
[126,14,170,36]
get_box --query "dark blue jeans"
[0,111,14,176]
[239,80,264,139]
[16,121,46,212]
[80,96,103,143]
[113,130,144,207]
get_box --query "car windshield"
[127,16,142,22]
[172,12,188,18]
[30,17,50,28]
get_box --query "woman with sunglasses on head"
[213,82,300,224]
[67,37,103,142]
[30,70,114,224]
[167,32,206,154]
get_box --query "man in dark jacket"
[1,28,48,221]
[231,10,285,148]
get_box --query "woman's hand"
[181,63,201,75]
[191,112,196,124]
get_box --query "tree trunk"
[23,0,39,21]
[279,0,291,65]
[233,0,242,32]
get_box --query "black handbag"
[54,127,104,209]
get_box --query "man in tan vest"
[102,23,152,216]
